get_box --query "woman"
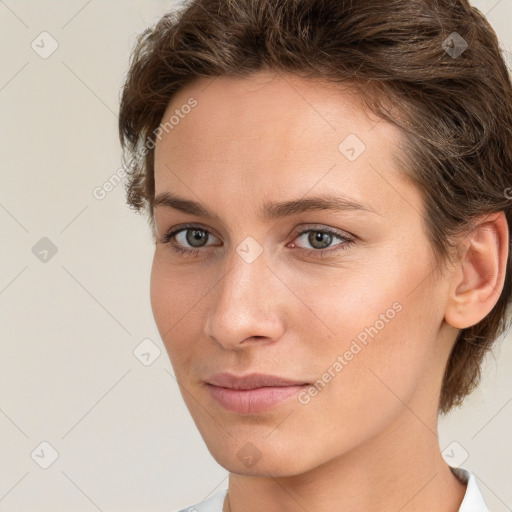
[118,1,512,510]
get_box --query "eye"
[289,227,355,257]
[160,224,220,257]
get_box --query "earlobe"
[444,212,509,330]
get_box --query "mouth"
[204,372,310,414]
[205,372,309,389]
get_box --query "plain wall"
[1,1,511,510]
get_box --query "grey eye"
[178,228,211,248]
[307,231,335,249]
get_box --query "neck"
[224,409,467,512]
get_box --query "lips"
[204,372,310,414]
[205,372,308,390]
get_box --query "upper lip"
[205,372,308,390]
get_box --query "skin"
[151,71,508,512]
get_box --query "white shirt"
[174,467,489,512]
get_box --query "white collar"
[450,466,490,512]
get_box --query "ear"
[444,212,509,329]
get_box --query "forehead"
[157,71,387,145]
[153,71,410,220]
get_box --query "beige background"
[1,1,511,511]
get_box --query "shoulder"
[173,489,228,512]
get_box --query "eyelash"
[159,223,356,259]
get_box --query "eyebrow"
[153,191,377,221]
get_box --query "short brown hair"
[118,0,512,414]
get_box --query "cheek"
[149,254,172,334]
[289,291,434,453]
[149,251,216,373]
[149,253,190,364]
[286,248,438,397]
[150,250,203,329]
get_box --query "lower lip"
[206,384,308,414]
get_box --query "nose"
[204,246,286,350]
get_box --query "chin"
[204,436,315,477]
[219,457,309,478]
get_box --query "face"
[151,71,454,477]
